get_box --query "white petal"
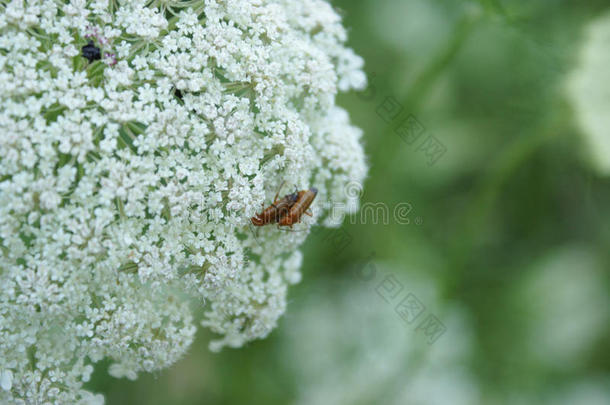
[0,370,13,391]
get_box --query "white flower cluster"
[280,271,480,405]
[567,11,610,176]
[514,246,609,370]
[0,0,366,403]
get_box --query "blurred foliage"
[89,0,610,403]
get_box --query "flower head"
[567,11,610,175]
[0,0,366,402]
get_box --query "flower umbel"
[567,11,610,175]
[0,0,366,403]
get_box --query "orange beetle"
[278,188,317,227]
[251,186,299,226]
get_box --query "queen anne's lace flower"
[281,271,479,405]
[567,11,610,176]
[0,0,366,402]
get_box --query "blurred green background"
[89,1,610,403]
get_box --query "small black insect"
[81,40,101,62]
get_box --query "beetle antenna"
[273,180,286,202]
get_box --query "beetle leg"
[277,226,309,233]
